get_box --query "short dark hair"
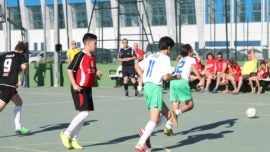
[217,52,223,57]
[179,44,192,57]
[159,36,175,50]
[82,33,97,44]
[14,41,26,53]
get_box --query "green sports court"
[0,86,269,152]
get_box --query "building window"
[71,4,87,28]
[9,7,22,30]
[252,0,261,22]
[178,0,196,25]
[34,42,38,50]
[222,0,231,23]
[146,0,167,26]
[96,2,113,27]
[120,0,139,27]
[238,0,246,22]
[0,23,2,30]
[28,6,43,29]
[206,0,216,24]
[48,5,65,29]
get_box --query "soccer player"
[164,44,204,136]
[117,38,140,97]
[133,42,144,94]
[60,33,102,149]
[134,36,179,152]
[0,41,31,135]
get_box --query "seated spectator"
[241,49,260,93]
[189,53,204,82]
[249,60,268,94]
[224,60,242,94]
[211,52,228,93]
[200,52,217,92]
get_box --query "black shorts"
[71,86,94,111]
[122,65,136,77]
[0,85,17,103]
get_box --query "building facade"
[0,0,270,59]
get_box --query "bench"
[109,66,123,87]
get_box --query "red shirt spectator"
[133,43,144,61]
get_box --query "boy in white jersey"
[164,44,204,136]
[134,36,180,152]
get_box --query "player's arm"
[21,63,28,75]
[222,62,228,73]
[67,69,81,92]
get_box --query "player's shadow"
[84,129,163,148]
[153,130,234,151]
[175,118,238,135]
[0,120,97,138]
[30,120,97,135]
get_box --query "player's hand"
[173,73,181,79]
[96,70,103,77]
[197,79,204,87]
[73,84,82,92]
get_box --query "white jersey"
[139,52,172,85]
[175,56,196,81]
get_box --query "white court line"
[0,146,48,152]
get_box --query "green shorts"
[170,79,192,103]
[143,82,165,111]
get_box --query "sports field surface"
[0,87,269,152]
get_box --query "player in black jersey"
[117,38,141,97]
[0,42,31,135]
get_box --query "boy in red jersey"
[200,53,217,92]
[60,33,102,149]
[224,60,242,94]
[211,52,228,93]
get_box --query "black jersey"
[0,51,26,87]
[117,47,137,66]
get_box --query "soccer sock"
[137,85,142,91]
[157,114,167,127]
[14,106,22,130]
[133,82,138,91]
[138,121,156,146]
[124,83,128,91]
[71,121,84,140]
[165,121,172,129]
[175,109,182,116]
[64,111,89,136]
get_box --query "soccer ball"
[246,108,256,118]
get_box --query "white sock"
[165,120,172,129]
[138,121,156,146]
[64,111,89,136]
[14,106,22,130]
[138,86,142,91]
[175,109,182,116]
[157,114,167,127]
[71,121,84,140]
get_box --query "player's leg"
[0,100,7,112]
[254,77,262,94]
[236,76,243,93]
[135,108,160,151]
[123,76,129,96]
[11,93,30,135]
[212,73,221,93]
[130,66,141,96]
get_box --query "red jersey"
[231,64,241,81]
[257,67,268,79]
[216,59,227,72]
[135,48,144,61]
[205,59,216,73]
[195,57,203,71]
[68,51,96,87]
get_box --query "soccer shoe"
[135,91,143,97]
[134,144,147,152]
[169,111,178,127]
[138,129,152,149]
[59,131,72,149]
[125,90,129,96]
[15,127,31,135]
[163,127,175,136]
[71,139,84,149]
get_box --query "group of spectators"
[189,49,269,94]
